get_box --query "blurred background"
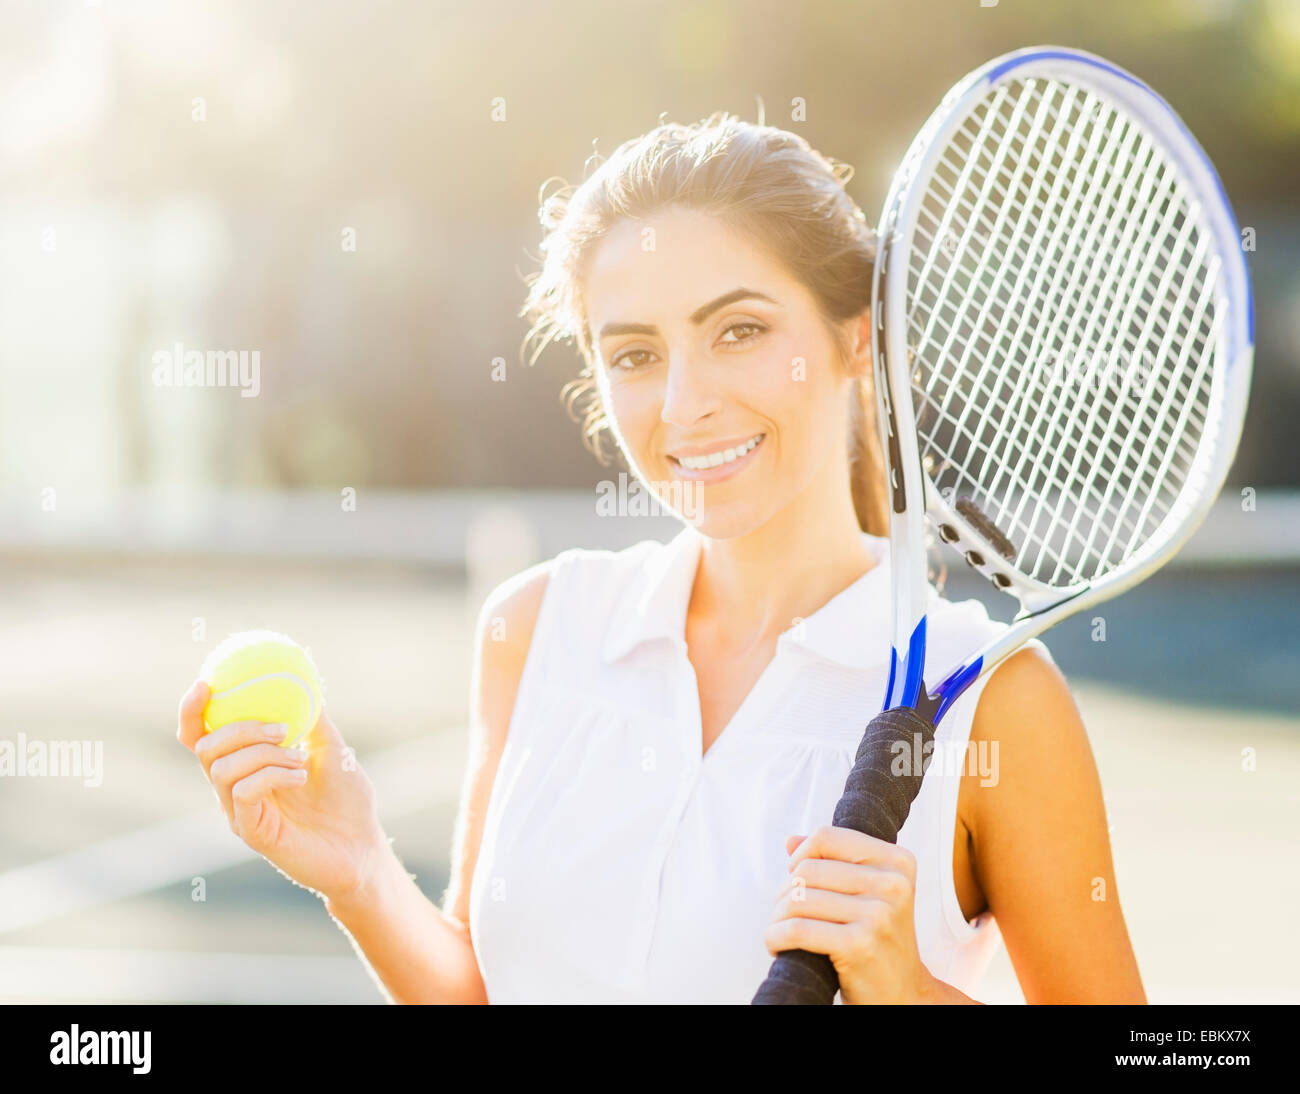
[1,0,1297,1003]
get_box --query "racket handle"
[751,706,936,1005]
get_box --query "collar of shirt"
[600,525,894,671]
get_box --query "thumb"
[305,707,345,751]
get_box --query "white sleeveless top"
[469,526,1047,1003]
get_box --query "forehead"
[583,208,796,325]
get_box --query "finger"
[774,883,870,926]
[231,764,309,845]
[786,858,915,904]
[787,857,887,897]
[784,834,806,855]
[194,720,291,776]
[764,915,853,959]
[176,680,211,751]
[788,824,912,874]
[210,743,309,821]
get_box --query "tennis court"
[1,495,1296,1003]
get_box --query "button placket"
[620,700,701,986]
[622,639,803,986]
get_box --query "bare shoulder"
[447,539,661,923]
[443,559,554,923]
[476,561,554,666]
[964,646,1090,840]
[473,538,657,685]
[972,646,1080,748]
[960,646,1145,1002]
[473,560,555,734]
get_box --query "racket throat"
[882,662,942,722]
[886,616,976,724]
[885,617,941,722]
[884,668,954,725]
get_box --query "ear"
[843,307,873,380]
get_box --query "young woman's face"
[583,206,860,538]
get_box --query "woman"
[177,113,1145,1004]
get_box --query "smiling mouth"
[668,433,765,470]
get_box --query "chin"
[677,502,772,541]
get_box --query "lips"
[669,433,765,470]
[666,433,767,484]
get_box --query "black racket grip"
[752,706,936,1005]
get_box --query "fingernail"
[265,724,287,740]
[290,768,308,782]
[287,748,307,762]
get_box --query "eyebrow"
[596,288,780,341]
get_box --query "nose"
[660,351,721,428]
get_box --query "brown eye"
[612,348,655,371]
[719,322,766,345]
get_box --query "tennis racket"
[753,45,1253,1005]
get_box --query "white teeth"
[676,434,762,470]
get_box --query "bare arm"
[442,563,551,929]
[963,648,1146,1004]
[325,562,552,1004]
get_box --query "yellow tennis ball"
[200,630,324,748]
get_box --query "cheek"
[753,345,837,438]
[601,376,661,446]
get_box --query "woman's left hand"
[763,825,940,1004]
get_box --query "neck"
[687,460,878,651]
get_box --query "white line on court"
[0,945,381,1003]
[0,727,467,936]
[1,488,1292,565]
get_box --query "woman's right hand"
[177,680,390,905]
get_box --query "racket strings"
[919,96,1201,456]
[923,89,1211,423]
[914,117,1182,486]
[917,112,1194,406]
[909,154,1185,571]
[903,75,1221,587]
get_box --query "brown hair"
[519,110,889,536]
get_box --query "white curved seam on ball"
[209,673,319,731]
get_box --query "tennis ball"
[200,630,324,748]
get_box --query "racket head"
[873,45,1253,712]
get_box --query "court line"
[2,943,1293,1005]
[0,487,1289,564]
[0,945,380,1004]
[0,728,466,936]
